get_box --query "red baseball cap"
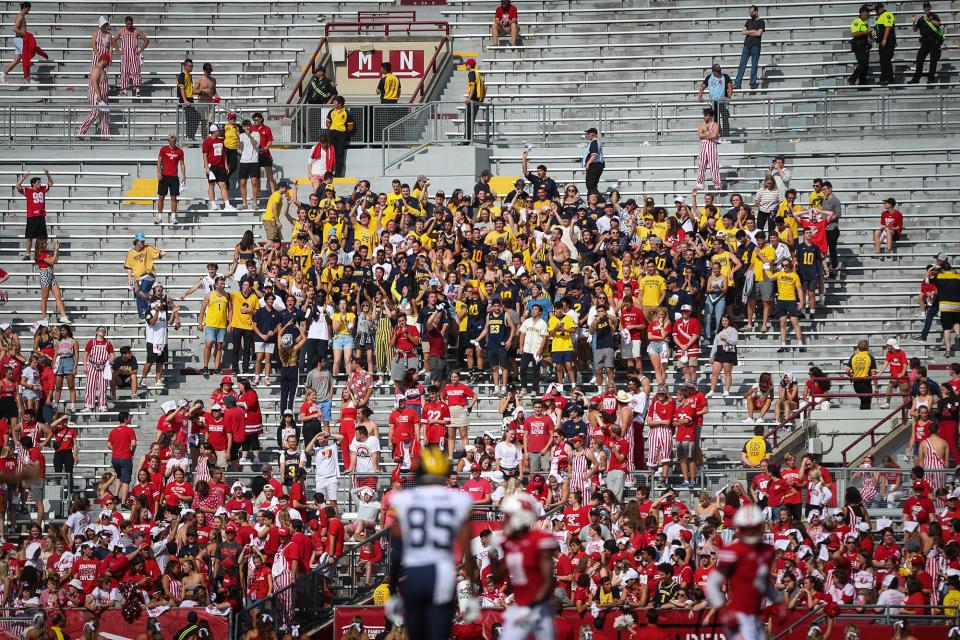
[465,58,476,67]
[912,480,925,490]
[911,554,925,566]
[471,464,481,472]
[278,527,291,537]
[308,519,319,530]
[679,529,693,542]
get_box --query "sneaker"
[201,367,210,377]
[222,202,237,211]
[252,375,260,386]
[155,215,162,225]
[777,346,788,353]
[694,183,705,191]
[799,346,807,353]
[207,201,218,211]
[705,390,715,399]
[168,215,177,225]
[760,325,769,334]
[742,416,754,424]
[756,417,765,424]
[21,254,30,261]
[722,390,730,398]
[58,315,71,324]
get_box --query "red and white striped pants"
[83,363,107,407]
[696,139,721,189]
[119,46,141,91]
[647,426,673,467]
[273,573,294,626]
[77,102,109,137]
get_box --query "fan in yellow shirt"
[229,283,258,330]
[287,237,313,274]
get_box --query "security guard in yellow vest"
[849,5,872,86]
[844,340,878,409]
[873,2,896,85]
[376,62,401,103]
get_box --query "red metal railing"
[840,394,911,465]
[286,36,329,105]
[323,19,449,38]
[409,35,451,103]
[766,374,909,448]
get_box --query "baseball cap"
[471,464,481,473]
[936,252,949,261]
[680,304,692,312]
[227,112,237,120]
[585,127,598,135]
[913,480,925,490]
[624,198,637,206]
[480,169,493,178]
[465,58,476,67]
[134,232,146,242]
[277,179,292,189]
[231,481,245,491]
[277,527,291,537]
[69,579,84,590]
[208,124,219,132]
[221,375,233,385]
[211,403,223,411]
[886,338,899,349]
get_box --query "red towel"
[21,32,49,79]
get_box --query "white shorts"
[729,612,765,640]
[13,37,23,54]
[255,342,275,354]
[621,338,643,360]
[501,601,555,640]
[315,476,339,503]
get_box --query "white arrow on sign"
[348,71,381,78]
[394,71,422,78]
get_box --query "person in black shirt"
[734,5,765,89]
[583,127,604,195]
[520,150,560,199]
[503,178,529,206]
[474,169,493,202]
[909,2,943,84]
[302,67,337,141]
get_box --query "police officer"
[909,2,944,84]
[849,5,872,86]
[873,2,896,86]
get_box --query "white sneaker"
[705,391,715,398]
[168,215,177,225]
[155,215,163,225]
[222,202,237,211]
[722,390,730,398]
[742,416,755,424]
[207,200,218,211]
[0,73,6,84]
[756,417,765,424]
[58,315,71,324]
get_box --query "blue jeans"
[735,44,761,87]
[134,275,154,318]
[921,301,939,340]
[704,296,726,341]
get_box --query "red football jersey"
[18,185,49,218]
[502,529,559,606]
[714,540,776,615]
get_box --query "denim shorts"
[647,340,669,357]
[332,334,354,350]
[318,399,332,422]
[55,355,75,376]
[204,326,227,343]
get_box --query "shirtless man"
[2,2,47,83]
[550,227,570,262]
[194,62,219,126]
[920,422,949,491]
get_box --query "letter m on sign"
[347,50,383,78]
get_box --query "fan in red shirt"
[873,198,903,254]
[903,481,936,524]
[462,465,493,504]
[492,0,519,47]
[249,112,276,192]
[705,505,780,640]
[421,385,451,451]
[522,400,555,471]
[646,387,675,483]
[878,338,909,409]
[15,170,52,258]
[388,395,421,470]
[440,371,476,452]
[490,492,559,638]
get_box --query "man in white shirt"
[518,303,549,393]
[305,430,343,509]
[349,425,381,476]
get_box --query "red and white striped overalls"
[570,450,592,504]
[272,542,295,624]
[84,340,110,409]
[696,138,721,190]
[117,29,142,92]
[77,69,109,137]
[88,31,111,101]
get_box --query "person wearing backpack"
[463,58,485,144]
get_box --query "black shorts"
[715,348,738,365]
[487,346,509,367]
[258,153,273,168]
[207,165,228,184]
[465,330,482,347]
[799,276,818,291]
[775,300,800,318]
[241,434,261,452]
[942,311,960,330]
[25,216,47,240]
[146,344,168,364]
[158,176,180,197]
[238,163,260,180]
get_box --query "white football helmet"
[733,504,765,544]
[501,492,539,535]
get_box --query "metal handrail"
[841,396,912,466]
[285,36,330,105]
[324,20,449,38]
[409,35,452,104]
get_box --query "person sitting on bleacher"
[873,198,904,255]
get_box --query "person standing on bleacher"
[76,53,111,139]
[463,58,485,145]
[874,2,897,86]
[734,5,765,90]
[909,2,943,84]
[698,64,733,139]
[112,16,148,97]
[849,5,872,86]
[582,127,604,195]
